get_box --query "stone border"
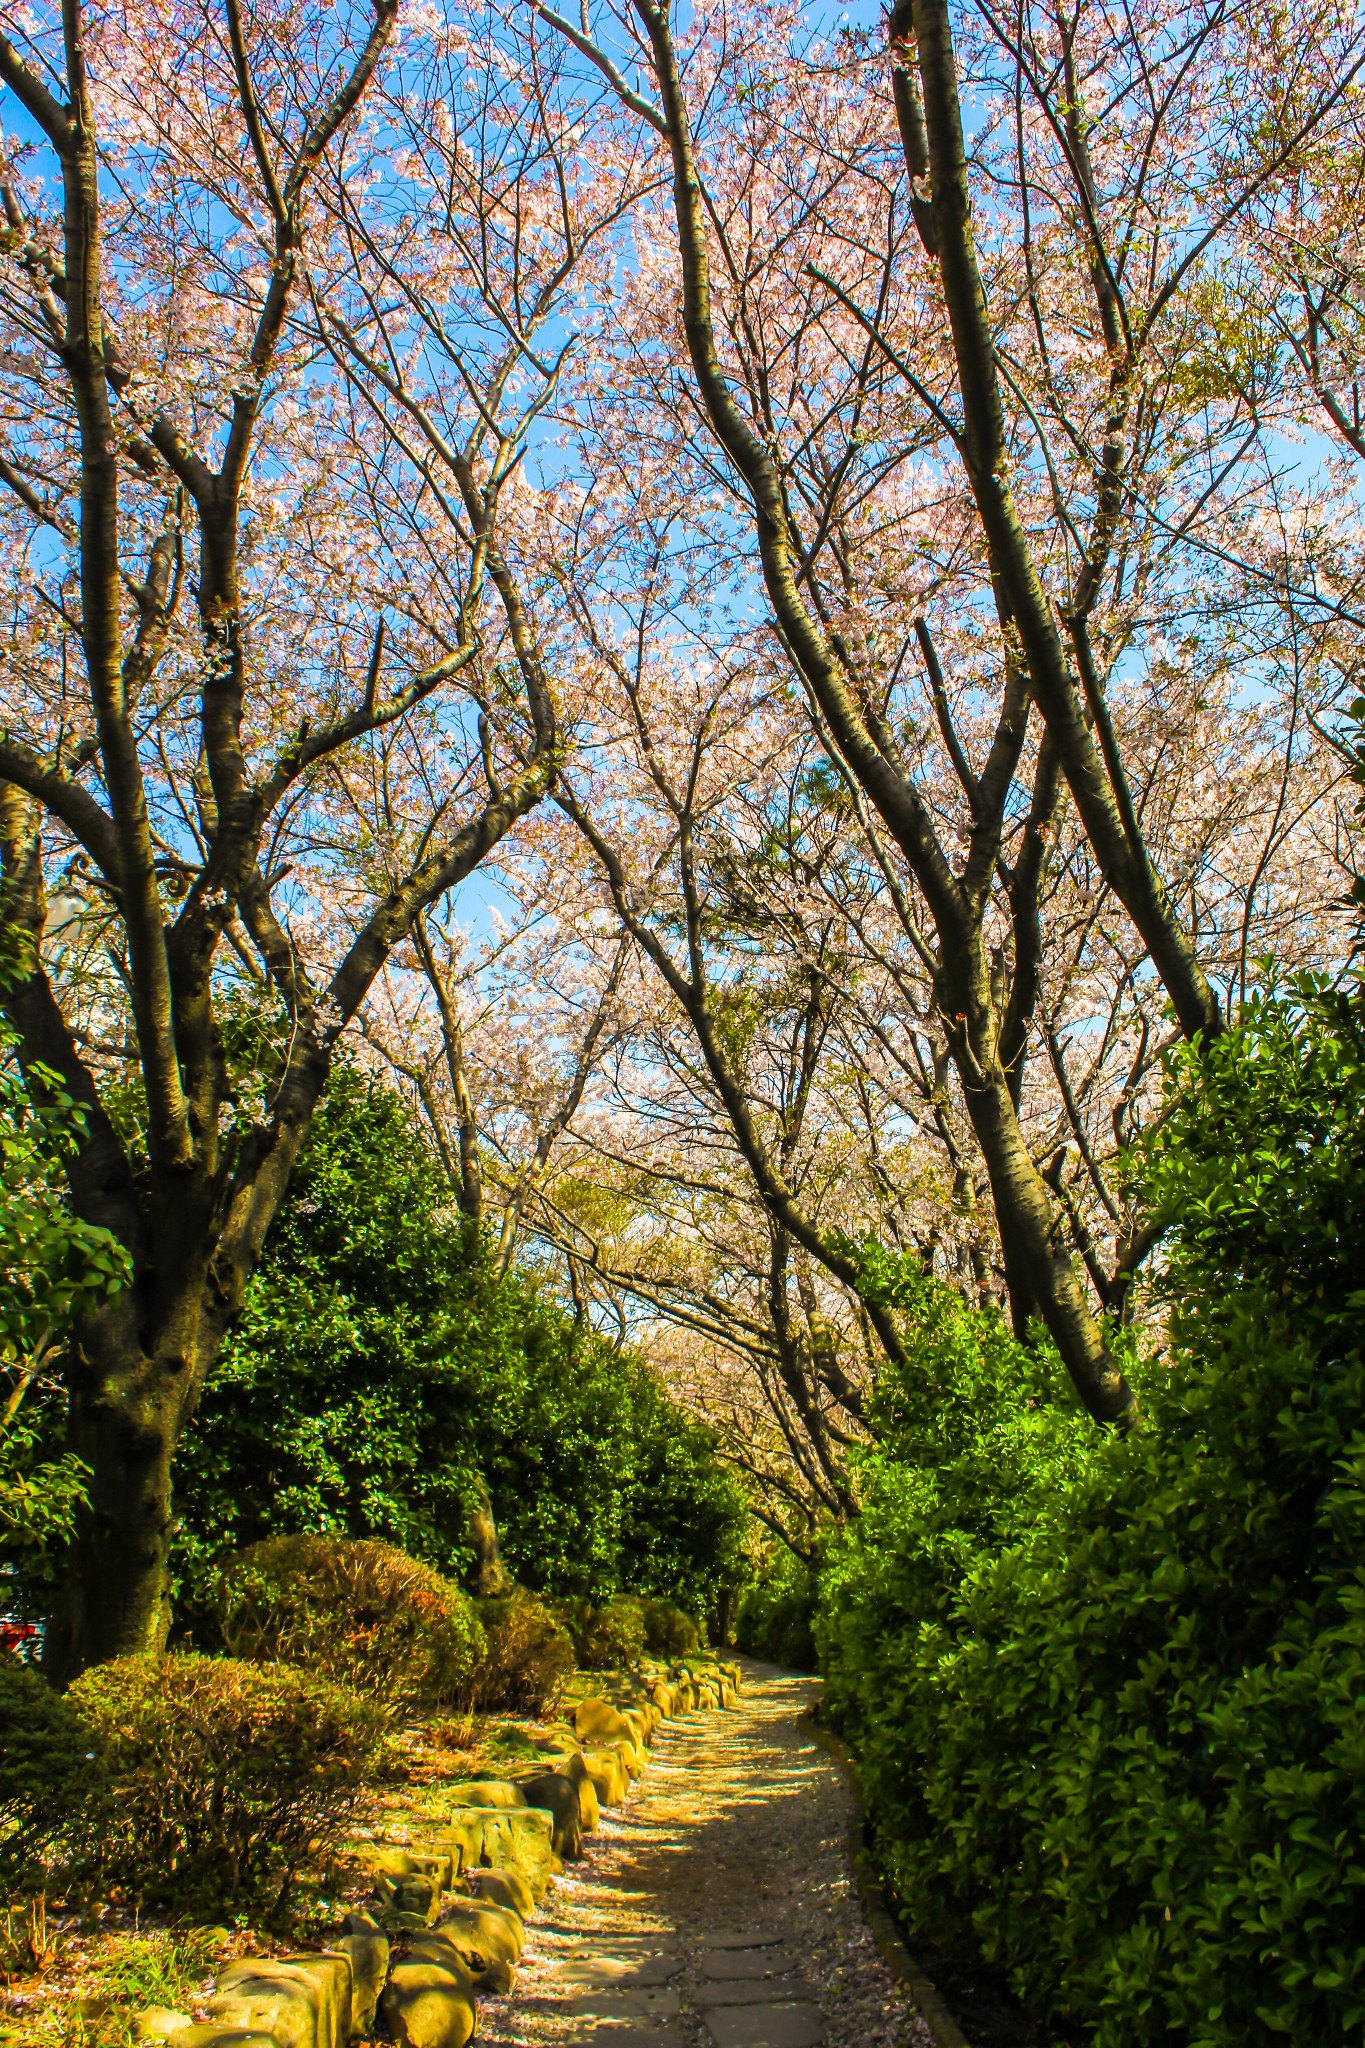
[805,1717,973,2048]
[133,1656,744,2048]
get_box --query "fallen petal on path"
[477,1659,938,2048]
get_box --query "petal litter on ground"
[476,1660,937,2048]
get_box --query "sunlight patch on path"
[476,1661,934,2048]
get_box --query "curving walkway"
[478,1659,936,2048]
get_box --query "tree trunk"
[43,1333,192,1682]
[958,1049,1133,1423]
[464,1478,512,1598]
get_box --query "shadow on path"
[477,1658,934,2048]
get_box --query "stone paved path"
[477,1660,936,2048]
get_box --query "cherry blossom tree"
[522,0,1363,1425]
[0,0,592,1674]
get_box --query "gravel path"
[478,1658,936,2048]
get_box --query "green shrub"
[67,1654,385,1917]
[219,1534,484,1708]
[160,1071,749,1631]
[819,985,1365,2048]
[736,1551,819,1669]
[554,1596,647,1671]
[0,1659,105,1898]
[463,1591,574,1716]
[636,1596,701,1658]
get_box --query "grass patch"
[0,1922,226,2047]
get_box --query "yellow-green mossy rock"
[468,1866,535,1918]
[209,1955,352,2048]
[370,1871,440,1922]
[437,1812,485,1871]
[650,1681,679,1718]
[615,1736,646,1780]
[131,2010,193,2044]
[160,2029,278,2048]
[379,1960,475,2048]
[572,1696,635,1746]
[445,1780,526,1809]
[363,1846,457,1885]
[530,1723,580,1756]
[572,1766,600,1832]
[516,1770,583,1859]
[440,1806,554,1901]
[430,1897,524,1968]
[550,1745,598,1815]
[335,1931,389,2039]
[581,1746,631,1807]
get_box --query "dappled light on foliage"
[218,1534,486,1709]
[3,0,1365,2034]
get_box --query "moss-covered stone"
[380,1959,475,2048]
[516,1771,583,1859]
[438,1806,554,1902]
[444,1780,526,1810]
[209,1954,351,2048]
[467,1867,535,1918]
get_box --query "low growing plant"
[67,1654,385,1918]
[462,1591,574,1716]
[0,1924,224,2048]
[218,1534,484,1708]
[0,1659,105,1900]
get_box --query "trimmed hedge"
[465,1590,575,1715]
[819,985,1365,2047]
[68,1653,385,1916]
[219,1533,484,1707]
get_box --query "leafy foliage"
[553,1595,648,1671]
[0,1659,105,1898]
[1132,976,1365,1353]
[218,1534,484,1709]
[169,1072,748,1622]
[0,978,130,1562]
[736,1548,820,1669]
[67,1654,386,1919]
[632,1595,702,1658]
[0,1047,131,1376]
[819,985,1365,2046]
[463,1591,576,1715]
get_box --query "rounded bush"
[67,1653,385,1917]
[636,1596,701,1658]
[465,1591,574,1715]
[0,1658,105,1896]
[219,1534,484,1708]
[555,1596,647,1671]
